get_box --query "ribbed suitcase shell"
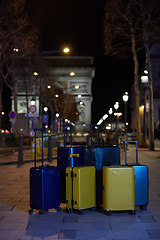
[66,166,96,211]
[133,166,149,207]
[125,141,149,210]
[83,146,120,205]
[30,166,60,210]
[103,166,135,211]
[57,146,84,203]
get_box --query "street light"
[114,102,119,145]
[31,98,35,105]
[139,71,149,148]
[122,92,129,129]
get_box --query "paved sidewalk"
[0,142,160,240]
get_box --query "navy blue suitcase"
[125,141,149,211]
[83,125,120,205]
[29,129,60,214]
[57,124,84,203]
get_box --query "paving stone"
[58,230,76,239]
[63,216,79,223]
[139,216,156,222]
[147,230,160,239]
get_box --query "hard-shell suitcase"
[83,124,120,205]
[66,164,96,214]
[57,124,84,203]
[29,129,60,214]
[125,141,149,211]
[103,166,135,215]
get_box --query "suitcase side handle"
[90,124,99,146]
[125,141,138,165]
[34,129,44,167]
[63,124,72,146]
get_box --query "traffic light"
[65,126,70,131]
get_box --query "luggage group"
[28,126,149,216]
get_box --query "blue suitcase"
[29,129,60,214]
[83,125,120,205]
[57,124,84,203]
[125,141,149,211]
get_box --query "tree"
[104,0,160,149]
[0,0,39,139]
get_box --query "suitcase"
[57,124,84,203]
[66,164,96,214]
[29,129,60,214]
[103,166,135,215]
[125,141,149,211]
[83,124,120,205]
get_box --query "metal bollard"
[39,137,43,152]
[31,140,37,159]
[18,135,23,166]
[48,135,52,163]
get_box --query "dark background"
[24,1,134,124]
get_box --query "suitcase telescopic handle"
[69,154,79,167]
[125,141,138,165]
[63,124,72,146]
[90,124,99,146]
[34,129,44,168]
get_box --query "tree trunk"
[12,88,18,139]
[132,31,141,144]
[0,89,3,147]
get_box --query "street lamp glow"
[75,85,80,89]
[13,48,18,52]
[1,112,4,115]
[34,72,38,76]
[114,102,119,110]
[55,94,59,98]
[56,113,59,117]
[31,98,35,105]
[108,108,113,115]
[80,101,84,105]
[47,85,51,89]
[63,48,70,53]
[44,107,48,112]
[102,114,108,120]
[78,94,81,98]
[141,75,148,83]
[70,72,75,76]
[122,92,129,102]
[144,70,148,74]
[114,112,122,116]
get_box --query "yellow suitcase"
[103,166,135,215]
[66,166,96,213]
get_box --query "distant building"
[11,56,95,134]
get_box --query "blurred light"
[80,101,84,105]
[78,95,81,98]
[102,114,108,120]
[34,72,38,76]
[1,130,4,133]
[108,108,113,115]
[45,125,48,129]
[144,70,148,74]
[70,72,75,76]
[106,126,111,130]
[122,92,129,102]
[65,119,68,122]
[114,112,122,116]
[97,119,103,125]
[141,75,148,83]
[48,130,51,133]
[75,85,79,89]
[20,129,23,132]
[5,130,9,133]
[56,113,59,117]
[114,102,119,110]
[63,48,70,53]
[141,105,144,109]
[13,48,18,52]
[126,122,129,126]
[83,124,86,126]
[47,85,51,89]
[44,107,48,112]
[31,98,35,105]
[55,94,59,98]
[1,112,4,115]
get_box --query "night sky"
[24,0,134,124]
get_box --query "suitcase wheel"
[140,205,147,211]
[28,209,33,214]
[91,207,96,211]
[67,208,72,213]
[105,210,112,216]
[39,210,44,214]
[79,210,83,214]
[56,207,61,212]
[128,210,136,215]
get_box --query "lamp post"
[139,71,149,148]
[114,102,119,145]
